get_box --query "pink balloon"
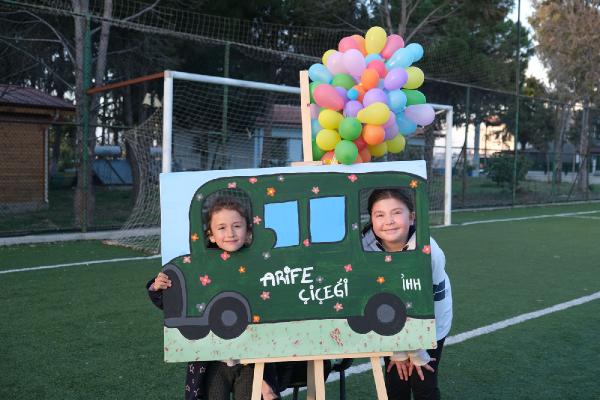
[343,100,364,117]
[384,68,408,91]
[367,60,387,78]
[363,88,388,107]
[310,103,321,119]
[404,104,435,126]
[342,49,366,78]
[384,123,399,140]
[326,51,347,75]
[313,84,345,111]
[381,34,405,59]
[338,36,360,52]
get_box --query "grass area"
[1,202,599,399]
[0,186,134,236]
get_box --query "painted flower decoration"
[303,238,310,247]
[334,303,344,312]
[262,252,271,260]
[220,251,230,261]
[347,174,358,183]
[311,186,320,194]
[410,180,418,189]
[260,291,270,301]
[238,266,246,274]
[277,175,285,182]
[253,216,262,225]
[195,193,204,201]
[422,245,431,255]
[316,276,324,283]
[376,276,385,284]
[191,233,199,242]
[344,264,352,272]
[351,223,359,231]
[252,315,261,323]
[199,274,212,286]
[183,256,191,264]
[248,177,258,184]
[227,182,237,189]
[266,187,276,197]
[384,255,392,263]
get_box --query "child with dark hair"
[362,188,452,400]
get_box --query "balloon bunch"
[309,26,436,165]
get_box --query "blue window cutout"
[264,201,299,248]
[310,197,346,243]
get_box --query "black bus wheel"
[365,293,407,336]
[208,297,249,340]
[346,316,372,334]
[178,326,210,340]
[163,268,184,319]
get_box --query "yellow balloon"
[404,66,425,89]
[365,26,387,54]
[357,102,391,125]
[318,109,344,130]
[316,129,341,151]
[386,134,406,153]
[368,142,388,158]
[322,49,336,65]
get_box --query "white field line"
[0,254,160,274]
[449,210,600,227]
[283,290,600,397]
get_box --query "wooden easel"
[245,71,389,400]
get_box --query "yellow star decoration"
[238,266,246,274]
[376,276,385,284]
[191,233,199,242]
[409,180,418,189]
[266,187,276,197]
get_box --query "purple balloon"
[404,104,435,126]
[343,100,364,117]
[383,113,396,129]
[384,123,399,140]
[335,86,349,105]
[310,103,321,120]
[384,68,409,91]
[363,88,388,107]
[326,51,347,75]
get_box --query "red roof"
[0,85,75,111]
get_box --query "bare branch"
[406,0,453,42]
[20,10,75,64]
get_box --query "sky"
[508,0,549,85]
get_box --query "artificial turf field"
[1,202,599,399]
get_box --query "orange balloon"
[352,85,366,102]
[362,124,385,145]
[360,68,380,91]
[359,147,372,163]
[353,153,363,164]
[351,34,368,56]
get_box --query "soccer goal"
[110,71,452,253]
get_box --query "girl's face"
[208,208,249,252]
[370,197,415,252]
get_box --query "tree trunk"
[577,103,590,195]
[554,104,570,185]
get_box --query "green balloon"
[334,140,358,165]
[312,139,325,161]
[403,89,427,106]
[331,74,356,90]
[338,117,362,140]
[309,81,321,103]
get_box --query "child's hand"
[408,358,436,381]
[151,272,171,291]
[387,359,411,381]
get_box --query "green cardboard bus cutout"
[160,160,436,362]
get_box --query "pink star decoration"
[199,275,211,286]
[248,177,258,184]
[220,251,230,261]
[260,291,270,301]
[347,174,358,182]
[253,216,262,225]
[344,264,352,272]
[227,182,237,188]
[311,186,320,194]
[303,238,310,247]
[422,245,431,254]
[334,303,343,312]
[183,256,191,264]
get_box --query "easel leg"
[371,357,388,400]
[306,360,325,400]
[251,362,265,400]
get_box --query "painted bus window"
[264,201,300,248]
[309,196,346,243]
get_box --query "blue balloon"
[405,43,424,63]
[396,112,417,136]
[311,119,322,138]
[365,53,384,64]
[347,87,359,100]
[308,63,333,84]
[385,48,413,69]
[388,90,407,113]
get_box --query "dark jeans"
[384,338,446,400]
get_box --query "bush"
[486,152,532,189]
